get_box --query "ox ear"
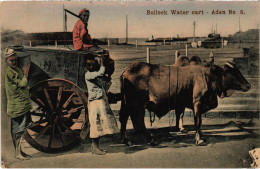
[193,71,208,103]
[221,62,238,98]
[220,63,239,98]
[210,64,224,76]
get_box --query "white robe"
[88,98,119,138]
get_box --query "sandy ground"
[2,117,260,168]
[1,44,259,168]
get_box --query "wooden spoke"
[29,119,48,129]
[31,94,45,107]
[62,93,75,109]
[48,124,56,149]
[35,123,51,139]
[56,87,63,109]
[25,79,89,153]
[39,110,46,122]
[34,119,48,125]
[31,111,47,117]
[63,114,70,118]
[43,88,54,111]
[57,125,65,146]
[61,122,72,132]
[35,98,45,107]
[71,119,84,123]
[62,105,84,115]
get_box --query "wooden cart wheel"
[24,78,89,153]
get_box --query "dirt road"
[1,117,259,168]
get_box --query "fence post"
[164,39,166,46]
[185,44,188,57]
[147,47,150,63]
[175,50,179,63]
[209,50,214,64]
[29,41,32,47]
[55,40,58,48]
[108,39,110,48]
[136,40,138,48]
[221,38,224,48]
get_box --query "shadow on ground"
[26,120,259,159]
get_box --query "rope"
[168,66,173,129]
[175,67,179,104]
[66,44,73,51]
[168,66,174,130]
[149,66,179,127]
[168,66,179,130]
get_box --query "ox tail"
[120,74,127,106]
[119,73,132,145]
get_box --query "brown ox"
[119,61,251,145]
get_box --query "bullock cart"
[17,46,114,153]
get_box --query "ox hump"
[127,62,158,77]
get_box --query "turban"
[79,8,87,16]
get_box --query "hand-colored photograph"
[1,1,259,168]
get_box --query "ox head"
[221,62,251,97]
[210,61,251,98]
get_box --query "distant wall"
[22,32,109,46]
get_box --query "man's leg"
[88,101,106,155]
[12,132,29,160]
[11,113,32,160]
[91,137,106,155]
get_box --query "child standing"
[4,47,32,160]
[85,54,119,155]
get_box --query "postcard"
[1,1,259,168]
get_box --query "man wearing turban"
[73,8,93,51]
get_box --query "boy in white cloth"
[85,54,119,155]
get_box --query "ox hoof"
[196,140,207,146]
[121,139,132,146]
[172,127,180,132]
[172,127,187,133]
[148,140,159,146]
[180,128,188,133]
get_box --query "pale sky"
[0,1,259,38]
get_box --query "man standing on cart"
[73,8,115,95]
[73,8,93,51]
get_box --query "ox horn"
[224,62,234,68]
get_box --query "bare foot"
[15,154,29,160]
